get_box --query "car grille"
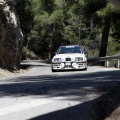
[65,62,72,68]
[66,58,71,61]
[65,65,71,68]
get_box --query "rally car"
[51,45,87,72]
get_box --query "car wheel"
[84,67,87,70]
[51,68,56,72]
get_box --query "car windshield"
[57,46,83,54]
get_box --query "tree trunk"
[99,15,111,66]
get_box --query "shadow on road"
[30,92,120,120]
[0,70,119,96]
[0,69,120,119]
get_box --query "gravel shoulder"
[0,67,31,78]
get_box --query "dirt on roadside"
[0,67,31,77]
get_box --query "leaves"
[16,0,120,59]
[96,2,119,17]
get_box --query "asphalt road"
[0,61,120,120]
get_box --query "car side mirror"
[53,52,57,55]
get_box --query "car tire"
[51,68,56,72]
[84,67,87,70]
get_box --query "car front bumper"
[51,61,87,70]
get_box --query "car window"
[57,46,83,54]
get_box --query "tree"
[30,0,55,58]
[111,12,120,52]
[81,0,120,61]
[97,3,120,65]
[29,0,120,60]
[15,0,34,47]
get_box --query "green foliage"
[15,0,33,32]
[14,0,34,47]
[96,3,119,17]
[14,0,120,59]
[49,9,64,24]
[111,12,120,45]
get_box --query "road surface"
[0,61,119,120]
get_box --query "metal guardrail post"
[117,60,120,68]
[105,61,109,68]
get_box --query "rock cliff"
[0,0,23,70]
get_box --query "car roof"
[60,45,81,48]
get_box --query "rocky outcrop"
[0,0,23,70]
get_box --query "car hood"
[53,53,85,58]
[52,53,87,62]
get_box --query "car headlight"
[54,58,62,62]
[75,57,83,61]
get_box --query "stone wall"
[0,0,23,70]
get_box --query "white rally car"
[51,45,87,72]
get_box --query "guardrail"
[88,54,120,68]
[21,55,120,68]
